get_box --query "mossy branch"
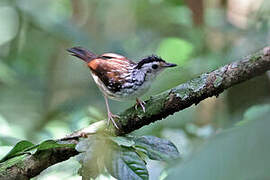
[114,47,270,135]
[1,46,269,180]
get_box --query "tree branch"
[1,46,269,180]
[114,47,270,135]
[0,147,78,180]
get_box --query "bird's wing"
[88,56,135,93]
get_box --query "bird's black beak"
[163,62,177,67]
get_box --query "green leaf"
[0,140,34,163]
[76,136,104,179]
[78,153,100,179]
[133,136,179,161]
[105,146,148,180]
[0,139,75,163]
[109,136,135,147]
[157,37,193,65]
[37,140,75,151]
[167,105,270,180]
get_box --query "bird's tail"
[67,47,97,63]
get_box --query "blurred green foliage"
[0,0,269,179]
[157,37,193,65]
[167,105,270,180]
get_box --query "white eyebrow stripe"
[102,53,125,59]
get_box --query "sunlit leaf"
[76,136,105,179]
[105,146,148,180]
[78,154,100,179]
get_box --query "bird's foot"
[135,98,146,113]
[107,111,120,129]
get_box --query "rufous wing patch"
[88,58,131,93]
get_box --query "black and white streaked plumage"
[67,47,177,128]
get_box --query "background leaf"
[236,105,270,126]
[157,37,193,65]
[0,140,34,163]
[105,145,149,180]
[167,105,270,180]
[133,136,180,161]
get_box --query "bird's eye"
[152,64,158,69]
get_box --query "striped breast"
[87,53,136,94]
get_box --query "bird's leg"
[104,95,120,129]
[135,97,146,113]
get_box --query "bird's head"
[135,55,177,77]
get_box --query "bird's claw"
[107,112,120,129]
[135,98,146,113]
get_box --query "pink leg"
[135,98,146,113]
[104,95,120,129]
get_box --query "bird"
[67,47,177,129]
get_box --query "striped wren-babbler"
[67,47,177,129]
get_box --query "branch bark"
[114,47,270,135]
[1,46,270,180]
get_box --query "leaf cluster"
[0,139,75,172]
[75,134,180,180]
